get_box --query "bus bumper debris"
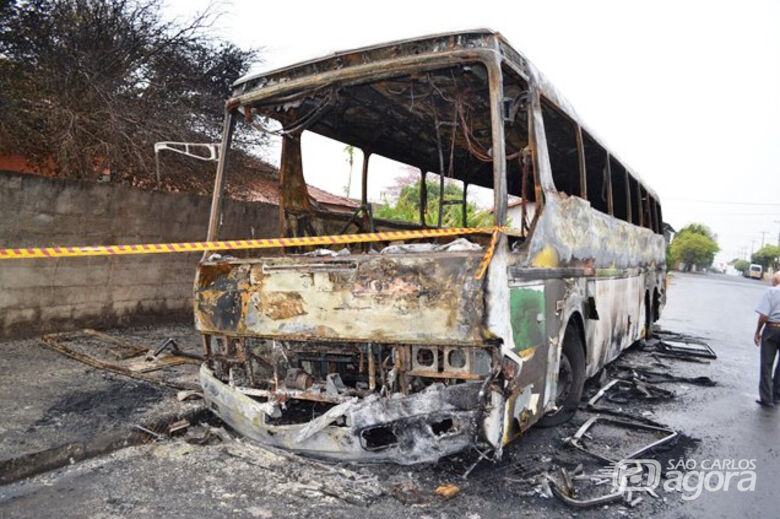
[200,364,490,465]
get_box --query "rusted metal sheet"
[195,252,487,345]
[41,330,200,390]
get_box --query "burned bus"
[195,30,666,464]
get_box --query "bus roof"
[232,29,660,203]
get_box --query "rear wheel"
[539,325,585,427]
[653,290,661,323]
[644,292,654,338]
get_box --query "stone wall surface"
[0,170,278,338]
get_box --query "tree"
[734,259,750,274]
[375,178,492,228]
[676,223,716,241]
[343,145,355,197]
[668,222,719,271]
[751,245,780,271]
[0,0,262,186]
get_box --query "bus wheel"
[644,292,654,338]
[539,326,585,427]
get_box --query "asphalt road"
[655,273,780,518]
[0,272,777,518]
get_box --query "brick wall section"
[0,170,278,338]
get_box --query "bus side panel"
[503,277,566,437]
[584,274,645,377]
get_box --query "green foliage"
[751,245,780,270]
[375,179,492,228]
[676,223,716,240]
[668,222,719,271]
[733,259,750,273]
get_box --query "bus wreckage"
[195,30,667,464]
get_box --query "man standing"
[754,272,780,407]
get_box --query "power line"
[670,211,780,216]
[760,231,769,248]
[699,213,780,217]
[665,198,780,207]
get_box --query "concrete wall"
[0,170,278,338]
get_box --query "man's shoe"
[756,399,775,408]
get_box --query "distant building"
[662,222,676,244]
[488,197,537,228]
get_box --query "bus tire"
[539,325,585,427]
[644,292,654,338]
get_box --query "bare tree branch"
[0,0,266,186]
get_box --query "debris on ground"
[617,367,716,387]
[176,389,203,401]
[643,330,717,360]
[151,337,204,362]
[219,439,385,506]
[546,466,626,508]
[389,482,425,504]
[497,328,715,511]
[565,416,678,463]
[434,483,460,499]
[40,329,201,389]
[167,418,190,435]
[5,325,715,514]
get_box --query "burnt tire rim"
[555,353,573,407]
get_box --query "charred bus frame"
[195,30,667,464]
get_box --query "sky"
[165,0,780,263]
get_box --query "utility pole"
[759,231,768,249]
[775,220,780,246]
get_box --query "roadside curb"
[0,405,208,485]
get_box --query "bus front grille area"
[199,338,499,464]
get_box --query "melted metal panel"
[195,252,487,345]
[201,365,483,464]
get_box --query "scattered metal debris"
[40,329,200,390]
[546,471,625,508]
[594,377,675,404]
[185,426,222,446]
[151,338,204,361]
[624,367,716,387]
[168,419,190,435]
[566,416,678,464]
[587,378,621,406]
[645,330,717,360]
[221,440,385,506]
[506,463,645,509]
[527,331,718,509]
[132,424,163,440]
[389,482,425,504]
[176,389,203,401]
[462,446,494,479]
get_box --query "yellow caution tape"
[0,226,506,278]
[475,228,501,280]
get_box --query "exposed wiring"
[261,91,336,136]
